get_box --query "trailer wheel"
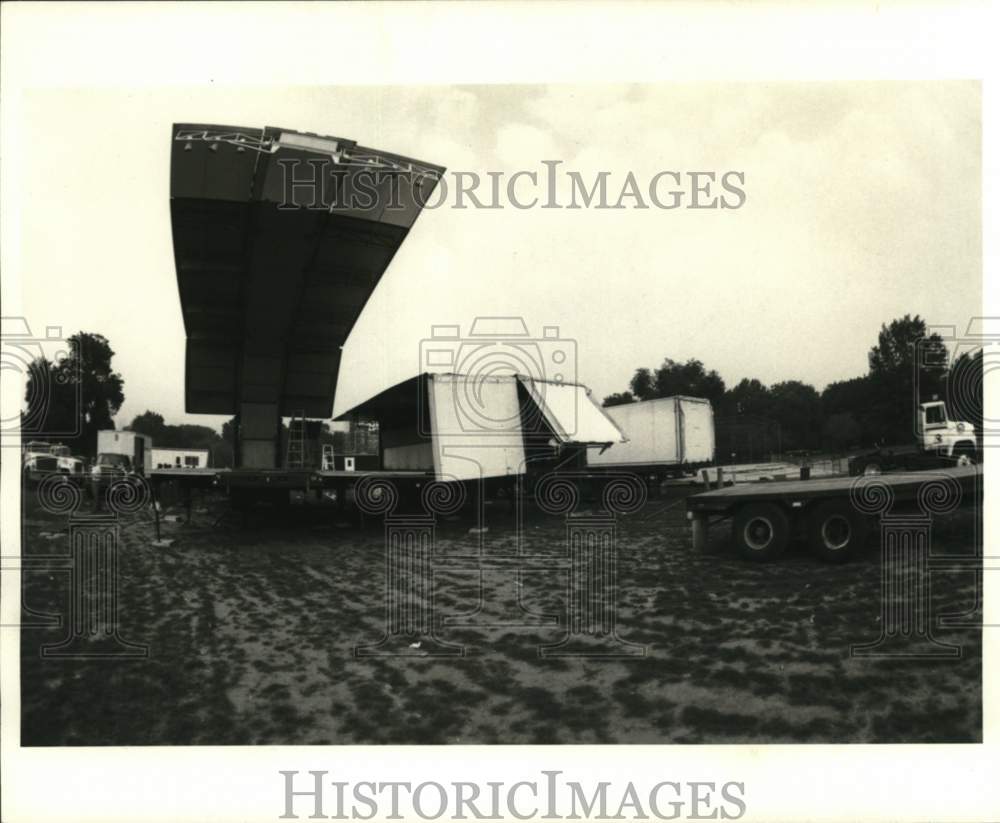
[733,502,790,561]
[861,460,883,476]
[807,500,870,563]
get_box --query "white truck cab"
[49,443,85,476]
[22,441,85,483]
[917,400,978,462]
[22,440,60,482]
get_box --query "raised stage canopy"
[170,123,444,467]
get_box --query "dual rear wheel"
[732,499,870,562]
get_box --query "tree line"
[603,315,984,456]
[24,316,983,463]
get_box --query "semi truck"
[22,441,86,484]
[92,430,153,499]
[847,399,979,476]
[586,396,715,482]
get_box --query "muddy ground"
[19,485,982,745]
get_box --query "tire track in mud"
[19,494,982,744]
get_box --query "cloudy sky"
[15,81,981,430]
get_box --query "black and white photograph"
[1,3,997,823]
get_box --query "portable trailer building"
[152,447,210,469]
[586,396,715,478]
[336,373,627,484]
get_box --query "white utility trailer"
[587,396,715,480]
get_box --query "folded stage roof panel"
[170,123,444,417]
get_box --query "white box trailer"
[587,396,715,475]
[96,430,153,475]
[337,372,627,483]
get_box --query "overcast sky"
[16,82,981,431]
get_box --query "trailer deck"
[686,464,981,562]
[688,464,980,512]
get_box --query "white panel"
[588,397,680,467]
[384,442,434,471]
[520,378,625,445]
[429,375,526,482]
[679,398,716,463]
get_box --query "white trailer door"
[677,397,715,464]
[518,377,626,445]
[429,375,527,482]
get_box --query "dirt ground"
[19,484,982,745]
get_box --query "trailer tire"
[807,500,870,563]
[733,502,790,562]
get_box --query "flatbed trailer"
[145,465,440,524]
[847,444,974,476]
[686,464,981,562]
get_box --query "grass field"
[19,486,982,745]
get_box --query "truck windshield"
[97,454,130,468]
[50,446,70,456]
[924,405,946,426]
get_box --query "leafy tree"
[629,368,655,401]
[821,376,873,416]
[128,410,167,440]
[603,391,635,407]
[867,314,948,444]
[653,358,726,407]
[821,375,878,446]
[621,359,727,407]
[822,412,863,451]
[721,378,771,417]
[768,380,822,451]
[23,332,125,457]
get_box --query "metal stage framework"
[170,123,444,470]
